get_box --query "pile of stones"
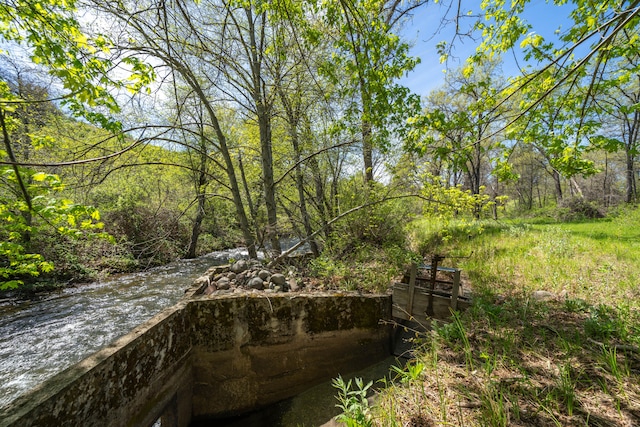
[194,259,305,295]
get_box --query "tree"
[0,82,111,287]
[506,70,601,202]
[435,1,638,202]
[594,50,640,203]
[87,0,262,258]
[407,60,508,219]
[319,0,422,183]
[217,1,283,254]
[0,0,153,287]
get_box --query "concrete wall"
[0,293,392,427]
[0,301,194,427]
[188,294,392,420]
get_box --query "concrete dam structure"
[0,288,393,427]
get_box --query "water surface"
[0,248,248,409]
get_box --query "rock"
[270,273,286,286]
[198,258,310,294]
[248,277,264,290]
[230,260,249,274]
[204,264,230,277]
[288,278,299,292]
[194,275,210,286]
[531,290,555,301]
[216,277,231,290]
[203,284,216,295]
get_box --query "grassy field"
[345,211,640,426]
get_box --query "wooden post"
[407,263,417,317]
[427,254,444,316]
[450,269,461,310]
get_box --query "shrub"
[557,196,604,221]
[324,180,414,258]
[103,201,188,266]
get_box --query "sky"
[399,1,577,97]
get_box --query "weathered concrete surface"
[0,300,194,427]
[189,294,392,420]
[0,292,392,427]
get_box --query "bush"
[556,196,604,221]
[309,242,418,292]
[103,201,189,266]
[326,181,413,256]
[31,231,138,283]
[407,217,495,256]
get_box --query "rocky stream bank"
[194,259,307,295]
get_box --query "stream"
[0,248,249,410]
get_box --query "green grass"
[366,211,640,426]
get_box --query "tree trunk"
[257,106,281,255]
[569,177,583,198]
[195,91,257,258]
[219,133,257,259]
[309,153,331,239]
[278,85,321,257]
[291,130,319,257]
[552,169,563,203]
[360,82,374,184]
[238,153,257,225]
[186,190,206,259]
[362,119,374,183]
[625,151,636,203]
[247,7,281,255]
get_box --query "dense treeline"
[1,0,639,289]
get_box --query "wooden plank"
[407,263,417,317]
[421,265,459,273]
[450,269,461,310]
[392,282,471,321]
[402,276,456,286]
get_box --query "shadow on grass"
[564,229,640,242]
[371,292,640,426]
[429,294,640,426]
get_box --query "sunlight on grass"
[367,212,640,426]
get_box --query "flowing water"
[0,248,250,410]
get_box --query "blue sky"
[399,1,576,96]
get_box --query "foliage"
[0,166,108,288]
[329,181,412,250]
[474,0,640,86]
[0,0,154,287]
[0,0,154,129]
[407,217,490,257]
[556,196,605,221]
[407,59,508,195]
[420,173,494,218]
[102,195,187,266]
[332,375,373,427]
[309,241,417,293]
[319,0,422,154]
[505,72,601,184]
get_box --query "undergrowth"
[334,211,640,426]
